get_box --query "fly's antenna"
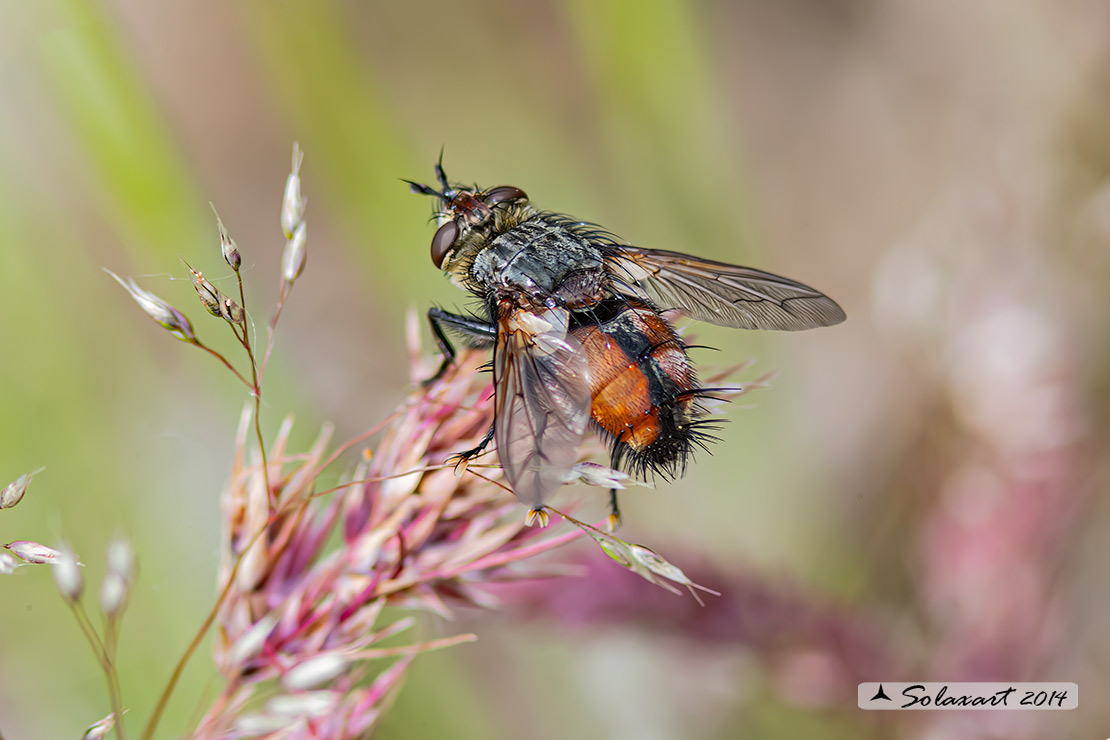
[435,146,450,191]
[403,179,444,198]
[403,149,454,201]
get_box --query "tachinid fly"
[408,160,845,527]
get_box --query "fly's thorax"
[469,217,607,307]
[439,201,536,284]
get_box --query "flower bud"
[567,462,629,489]
[229,613,279,665]
[281,221,307,283]
[0,552,21,574]
[106,270,198,344]
[219,297,245,325]
[212,206,242,272]
[52,548,84,601]
[107,536,135,583]
[557,509,719,603]
[0,467,44,509]
[100,571,127,616]
[281,143,305,238]
[267,691,337,717]
[234,715,286,735]
[282,653,347,690]
[628,543,720,604]
[184,262,223,317]
[83,711,119,740]
[6,540,63,563]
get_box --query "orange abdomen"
[570,301,697,456]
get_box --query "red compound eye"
[430,220,460,269]
[482,186,527,206]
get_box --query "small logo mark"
[870,684,892,702]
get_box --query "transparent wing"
[493,308,592,512]
[605,246,845,330]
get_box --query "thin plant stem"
[141,482,307,740]
[236,272,249,345]
[69,602,126,740]
[146,220,286,740]
[67,601,109,671]
[309,465,452,499]
[195,343,252,389]
[139,575,233,740]
[306,463,500,501]
[140,533,250,740]
[230,269,273,510]
[370,526,585,600]
[308,410,403,479]
[102,605,125,667]
[258,282,290,381]
[347,632,478,660]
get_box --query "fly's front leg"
[447,421,496,475]
[424,307,496,385]
[425,307,499,473]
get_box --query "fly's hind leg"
[424,307,496,385]
[607,435,627,531]
[607,489,622,531]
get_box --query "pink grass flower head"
[6,539,66,565]
[199,337,586,737]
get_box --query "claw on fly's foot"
[525,507,549,528]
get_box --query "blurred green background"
[3,0,1110,738]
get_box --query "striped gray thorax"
[470,219,606,306]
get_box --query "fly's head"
[406,158,532,286]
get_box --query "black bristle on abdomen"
[603,398,728,481]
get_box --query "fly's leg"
[424,307,495,385]
[607,435,627,530]
[425,307,498,473]
[607,489,622,531]
[446,421,495,475]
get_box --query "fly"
[407,159,845,527]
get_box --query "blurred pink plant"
[872,180,1092,739]
[506,549,896,701]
